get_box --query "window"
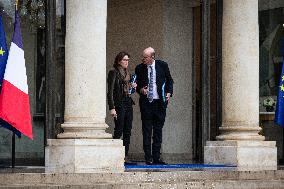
[259,0,284,112]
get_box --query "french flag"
[0,10,32,139]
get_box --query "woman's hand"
[110,109,117,119]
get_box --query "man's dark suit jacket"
[135,60,173,109]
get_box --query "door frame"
[192,0,222,161]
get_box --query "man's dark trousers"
[135,59,173,162]
[140,97,166,162]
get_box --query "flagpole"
[15,0,19,10]
[11,0,18,169]
[282,24,284,165]
[11,133,15,168]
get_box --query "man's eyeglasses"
[142,56,151,59]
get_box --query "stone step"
[1,180,284,189]
[0,169,284,189]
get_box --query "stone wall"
[161,0,193,162]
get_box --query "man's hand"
[110,109,117,120]
[140,86,148,95]
[166,93,171,102]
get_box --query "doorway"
[106,0,221,163]
[192,0,222,161]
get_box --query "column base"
[204,141,277,171]
[57,122,112,139]
[45,139,125,173]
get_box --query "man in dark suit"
[135,47,173,165]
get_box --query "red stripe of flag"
[0,80,32,139]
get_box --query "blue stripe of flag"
[12,10,23,49]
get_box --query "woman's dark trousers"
[113,97,133,156]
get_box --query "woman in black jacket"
[107,51,136,161]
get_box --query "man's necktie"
[148,65,154,103]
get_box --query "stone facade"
[45,0,277,172]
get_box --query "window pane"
[259,0,284,112]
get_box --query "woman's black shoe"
[125,161,137,165]
[124,156,137,165]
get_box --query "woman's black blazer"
[107,69,134,110]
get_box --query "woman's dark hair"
[113,51,130,68]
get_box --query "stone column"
[45,0,124,173]
[204,0,277,170]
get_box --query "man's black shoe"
[152,160,167,165]
[145,161,152,165]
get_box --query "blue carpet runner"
[125,164,235,169]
